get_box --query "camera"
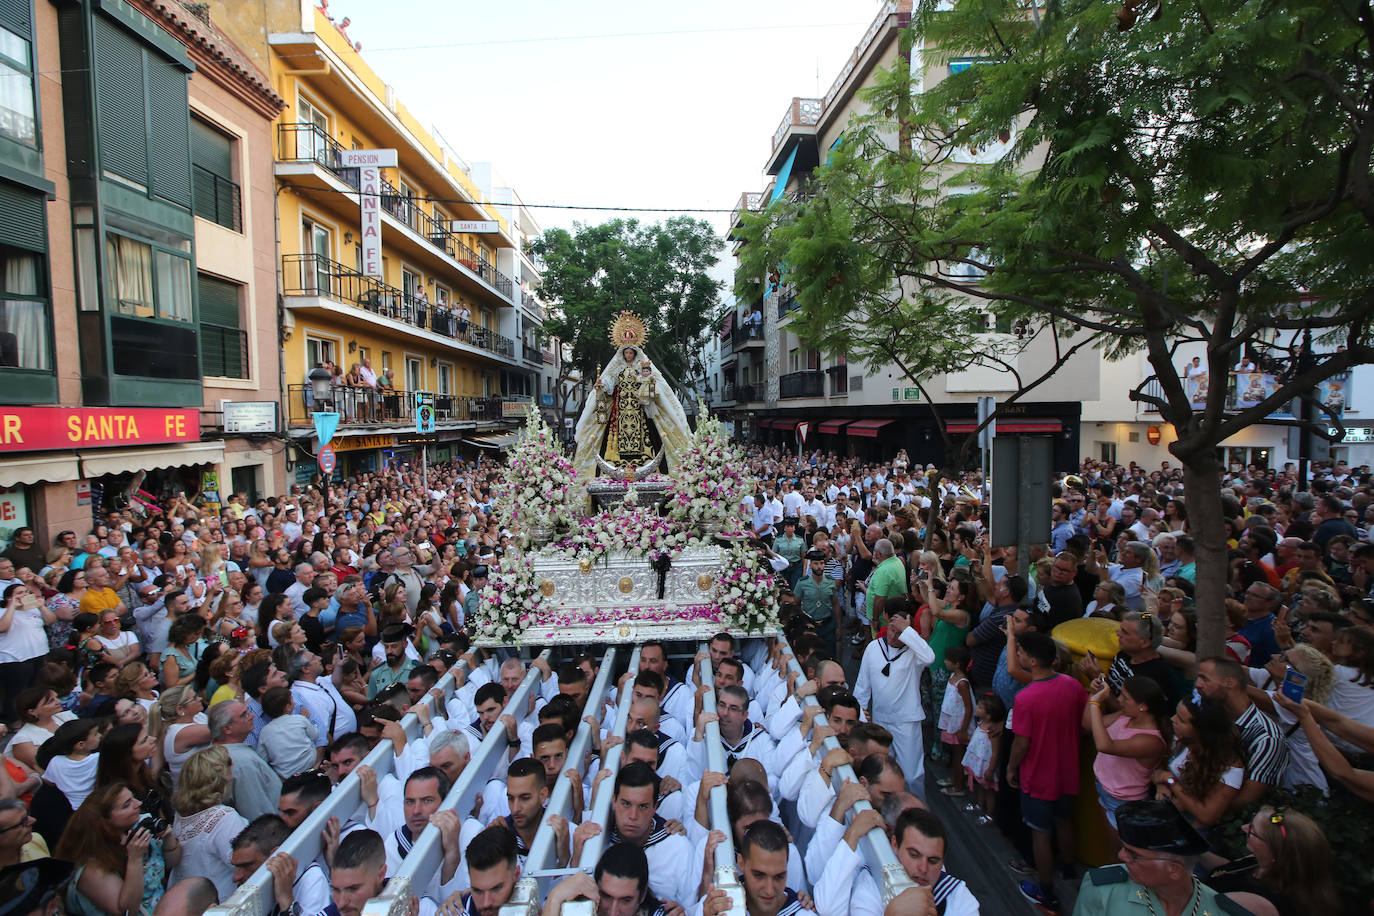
[131,790,167,836]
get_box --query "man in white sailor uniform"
[699,820,816,916]
[574,761,695,909]
[813,807,978,916]
[438,824,522,916]
[625,697,689,786]
[623,728,688,822]
[853,599,935,795]
[689,685,777,790]
[541,843,677,916]
[641,641,694,734]
[485,757,568,869]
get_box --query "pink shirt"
[1012,673,1088,800]
[1092,717,1164,800]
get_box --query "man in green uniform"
[366,622,417,699]
[773,517,806,591]
[462,564,489,628]
[1073,800,1254,916]
[794,549,841,654]
[865,538,907,639]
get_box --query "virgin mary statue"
[572,312,692,480]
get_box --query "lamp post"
[307,365,334,517]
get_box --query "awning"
[846,419,898,438]
[466,432,519,450]
[79,441,225,478]
[817,419,852,435]
[945,419,1063,435]
[771,419,801,431]
[0,454,82,488]
[719,313,734,339]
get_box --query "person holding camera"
[0,581,55,724]
[53,782,183,915]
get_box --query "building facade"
[208,0,543,478]
[0,0,286,548]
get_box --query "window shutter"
[0,182,46,251]
[0,0,30,34]
[191,119,232,177]
[93,17,147,187]
[196,273,239,327]
[146,58,191,207]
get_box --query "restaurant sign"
[0,407,200,452]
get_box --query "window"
[0,24,36,145]
[405,356,423,393]
[197,273,246,379]
[191,117,241,231]
[302,219,332,293]
[296,95,330,166]
[0,246,49,370]
[437,362,452,395]
[789,348,799,373]
[93,16,192,206]
[1098,441,1117,464]
[306,336,335,372]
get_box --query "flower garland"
[551,493,691,564]
[476,554,540,644]
[664,409,751,532]
[492,404,583,541]
[716,542,781,634]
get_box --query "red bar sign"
[0,407,201,452]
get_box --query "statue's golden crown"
[608,311,648,349]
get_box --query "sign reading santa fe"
[0,407,201,452]
[339,149,398,279]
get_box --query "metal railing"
[282,254,517,358]
[201,323,248,379]
[735,383,761,403]
[362,652,552,916]
[777,294,801,319]
[780,369,825,399]
[733,323,764,348]
[523,343,544,364]
[276,124,516,303]
[286,383,503,426]
[776,632,916,903]
[192,165,242,231]
[206,656,472,916]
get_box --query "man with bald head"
[626,697,688,786]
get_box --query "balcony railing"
[772,97,824,154]
[282,254,516,359]
[522,343,544,363]
[780,369,825,399]
[277,123,516,302]
[201,323,249,379]
[777,294,801,319]
[192,165,242,232]
[735,383,761,403]
[733,323,764,347]
[287,384,504,427]
[824,1,907,110]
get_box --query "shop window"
[0,245,50,370]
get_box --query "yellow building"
[210,1,535,477]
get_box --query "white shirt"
[815,841,979,916]
[43,753,100,809]
[751,505,776,538]
[854,627,936,724]
[0,605,48,662]
[782,491,805,518]
[170,805,248,902]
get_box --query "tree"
[737,0,1374,656]
[531,218,722,429]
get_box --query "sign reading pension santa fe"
[0,407,200,452]
[339,149,398,279]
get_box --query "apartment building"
[209,0,542,478]
[0,0,286,546]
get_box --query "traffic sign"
[415,391,435,434]
[318,444,337,475]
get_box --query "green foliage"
[531,218,722,396]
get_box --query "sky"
[334,0,882,261]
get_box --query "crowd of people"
[0,445,1370,916]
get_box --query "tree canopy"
[734,0,1374,653]
[531,217,722,418]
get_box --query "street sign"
[989,437,1053,549]
[318,444,337,475]
[797,422,810,445]
[977,396,996,451]
[414,391,436,434]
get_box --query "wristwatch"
[281,901,302,916]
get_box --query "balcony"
[767,97,823,176]
[824,1,911,110]
[282,253,517,362]
[522,343,544,364]
[728,191,764,242]
[733,322,765,349]
[735,383,762,403]
[780,369,825,399]
[286,384,504,428]
[192,165,242,232]
[276,123,515,302]
[777,294,801,320]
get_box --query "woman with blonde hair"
[54,782,182,915]
[1206,805,1340,916]
[169,745,246,901]
[198,542,238,587]
[158,684,210,787]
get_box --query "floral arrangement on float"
[716,541,782,634]
[492,404,583,544]
[552,484,691,565]
[663,408,751,536]
[477,554,540,644]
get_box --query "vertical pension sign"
[339,149,398,279]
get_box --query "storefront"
[0,406,223,542]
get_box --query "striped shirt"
[1234,702,1288,785]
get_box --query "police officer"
[1073,800,1253,916]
